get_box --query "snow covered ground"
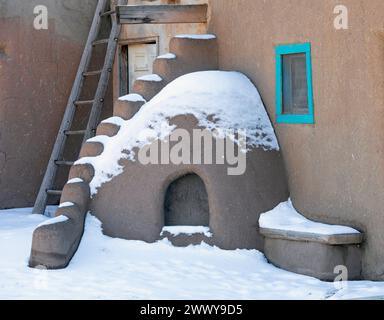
[1,207,384,300]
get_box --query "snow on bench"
[259,200,363,245]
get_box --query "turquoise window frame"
[275,43,314,124]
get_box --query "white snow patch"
[161,226,213,238]
[259,199,361,235]
[67,178,83,184]
[101,116,125,126]
[137,74,162,82]
[118,93,146,103]
[175,34,216,40]
[85,135,111,146]
[37,215,69,228]
[59,202,74,208]
[157,53,176,60]
[76,71,279,195]
[1,207,384,300]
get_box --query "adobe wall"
[90,115,289,251]
[208,0,384,280]
[0,0,113,208]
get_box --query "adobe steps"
[29,34,219,269]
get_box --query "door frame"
[118,36,160,96]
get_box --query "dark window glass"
[282,53,308,114]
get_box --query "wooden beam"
[117,4,208,25]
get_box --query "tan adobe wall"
[208,0,384,280]
[0,0,113,208]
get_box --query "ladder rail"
[84,14,121,142]
[32,0,109,215]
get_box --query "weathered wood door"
[128,43,158,92]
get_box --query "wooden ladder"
[33,0,125,215]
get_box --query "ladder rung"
[46,190,63,196]
[74,100,95,106]
[100,10,115,17]
[92,38,109,46]
[64,130,86,136]
[83,70,103,77]
[55,160,75,166]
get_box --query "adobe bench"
[259,201,364,281]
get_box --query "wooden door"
[128,43,158,92]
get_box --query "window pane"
[282,53,308,114]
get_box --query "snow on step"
[84,135,112,146]
[59,202,75,208]
[118,93,146,103]
[175,34,216,40]
[101,116,126,126]
[67,178,84,184]
[38,215,69,228]
[137,74,163,82]
[259,199,360,236]
[161,226,213,238]
[157,53,176,60]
